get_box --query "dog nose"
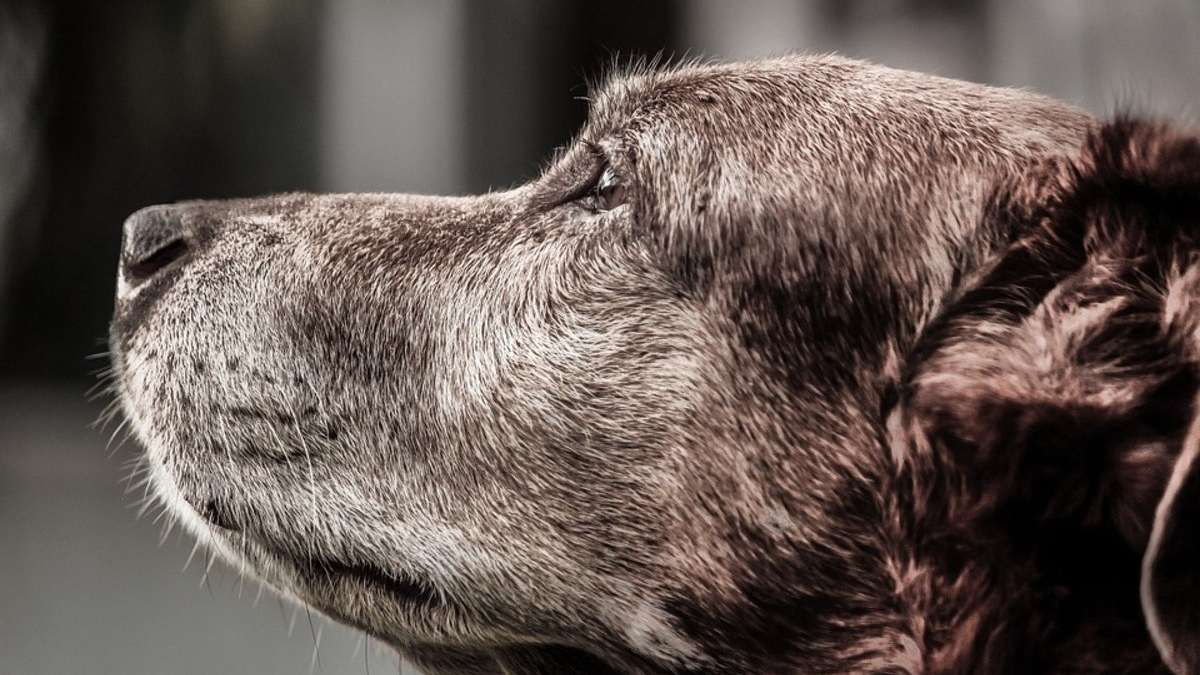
[120,205,192,287]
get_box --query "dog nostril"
[126,238,189,282]
[120,205,192,285]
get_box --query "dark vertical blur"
[1,0,322,380]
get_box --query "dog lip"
[181,491,242,531]
[199,498,241,531]
[231,537,445,611]
[303,556,443,607]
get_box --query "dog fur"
[109,54,1200,675]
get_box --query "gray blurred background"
[1,1,1198,673]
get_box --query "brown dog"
[109,54,1200,675]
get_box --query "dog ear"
[1145,411,1200,675]
[897,119,1200,672]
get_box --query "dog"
[109,54,1200,674]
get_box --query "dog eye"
[592,165,628,211]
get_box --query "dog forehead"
[585,54,1088,155]
[586,55,903,133]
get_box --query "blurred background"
[1,1,1198,673]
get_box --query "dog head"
[109,55,1200,674]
